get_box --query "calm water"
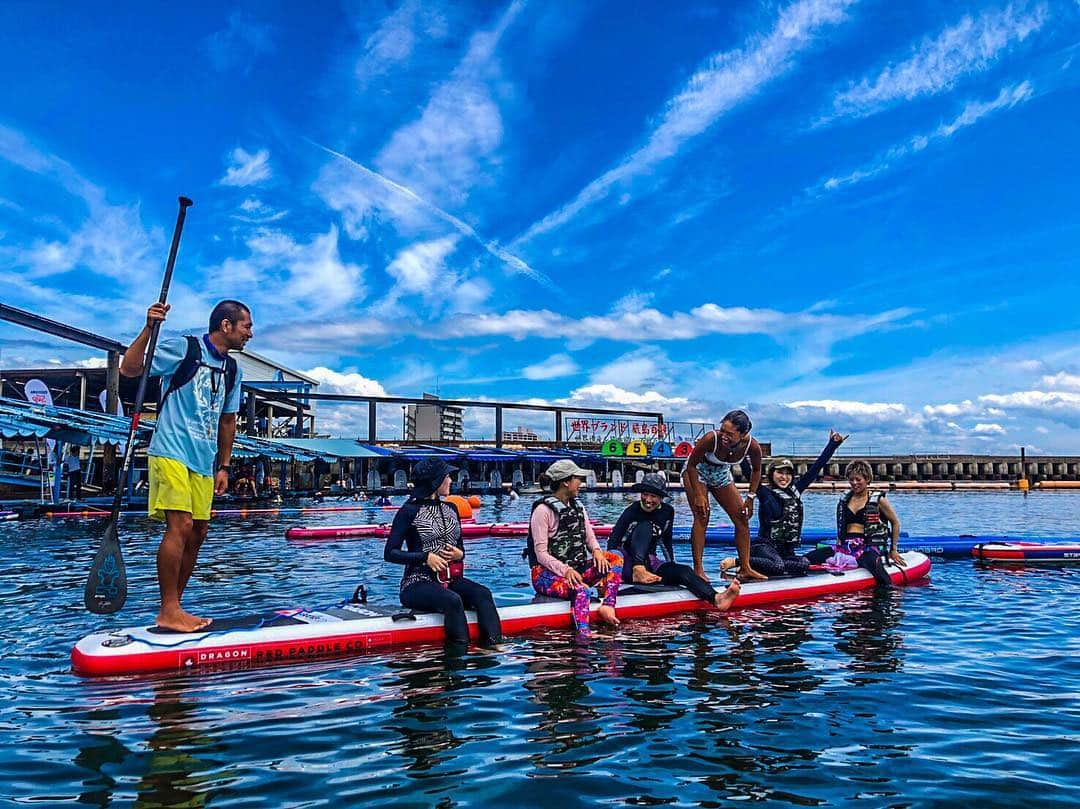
[2,491,1079,807]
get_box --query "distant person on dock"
[384,458,501,649]
[609,473,740,610]
[526,460,623,636]
[681,410,765,582]
[121,299,251,632]
[803,460,906,586]
[722,430,847,577]
[63,447,83,500]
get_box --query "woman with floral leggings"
[526,459,622,635]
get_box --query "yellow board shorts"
[148,456,214,521]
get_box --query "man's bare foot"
[693,567,711,583]
[156,609,212,633]
[720,557,738,573]
[713,579,741,610]
[741,566,768,581]
[596,604,620,627]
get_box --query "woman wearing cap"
[609,473,740,610]
[384,458,502,648]
[803,459,906,587]
[722,430,847,577]
[681,409,765,581]
[526,459,623,635]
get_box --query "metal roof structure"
[0,396,315,461]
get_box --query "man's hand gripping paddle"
[84,197,193,614]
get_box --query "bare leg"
[156,510,211,632]
[178,520,209,598]
[683,474,710,581]
[712,484,767,580]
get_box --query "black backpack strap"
[224,355,238,400]
[160,335,201,409]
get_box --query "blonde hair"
[844,460,873,482]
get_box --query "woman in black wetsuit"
[722,429,847,577]
[608,473,740,610]
[384,458,502,648]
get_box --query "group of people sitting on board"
[125,299,903,637]
[383,413,906,650]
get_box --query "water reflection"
[383,649,499,776]
[831,589,906,679]
[133,681,218,807]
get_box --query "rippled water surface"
[2,490,1079,806]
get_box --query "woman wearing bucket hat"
[721,430,846,577]
[681,409,765,582]
[384,457,502,648]
[525,459,623,635]
[609,473,740,610]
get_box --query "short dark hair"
[722,409,752,434]
[209,300,250,333]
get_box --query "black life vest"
[524,495,588,571]
[836,491,890,550]
[769,486,804,549]
[161,335,238,409]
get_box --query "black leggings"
[400,578,503,645]
[751,539,811,577]
[621,523,719,603]
[804,545,892,587]
[654,562,718,603]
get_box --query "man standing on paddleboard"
[121,300,251,631]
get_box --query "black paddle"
[84,196,193,614]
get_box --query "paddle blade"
[84,517,127,614]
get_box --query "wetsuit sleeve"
[659,505,675,563]
[755,487,780,537]
[795,438,841,493]
[150,336,186,378]
[384,503,426,566]
[609,506,636,551]
[531,506,569,577]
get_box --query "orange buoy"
[444,495,473,520]
[468,495,482,508]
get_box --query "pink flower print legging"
[531,551,624,633]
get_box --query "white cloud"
[1042,371,1080,389]
[312,142,549,285]
[233,197,287,224]
[783,399,909,418]
[973,422,1006,434]
[923,400,978,417]
[354,0,449,89]
[301,366,388,397]
[563,383,689,410]
[829,3,1046,120]
[375,2,522,206]
[980,390,1080,412]
[385,236,460,298]
[514,0,856,243]
[220,147,272,187]
[204,12,274,74]
[522,354,579,380]
[820,82,1034,192]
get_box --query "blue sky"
[2,0,1079,452]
